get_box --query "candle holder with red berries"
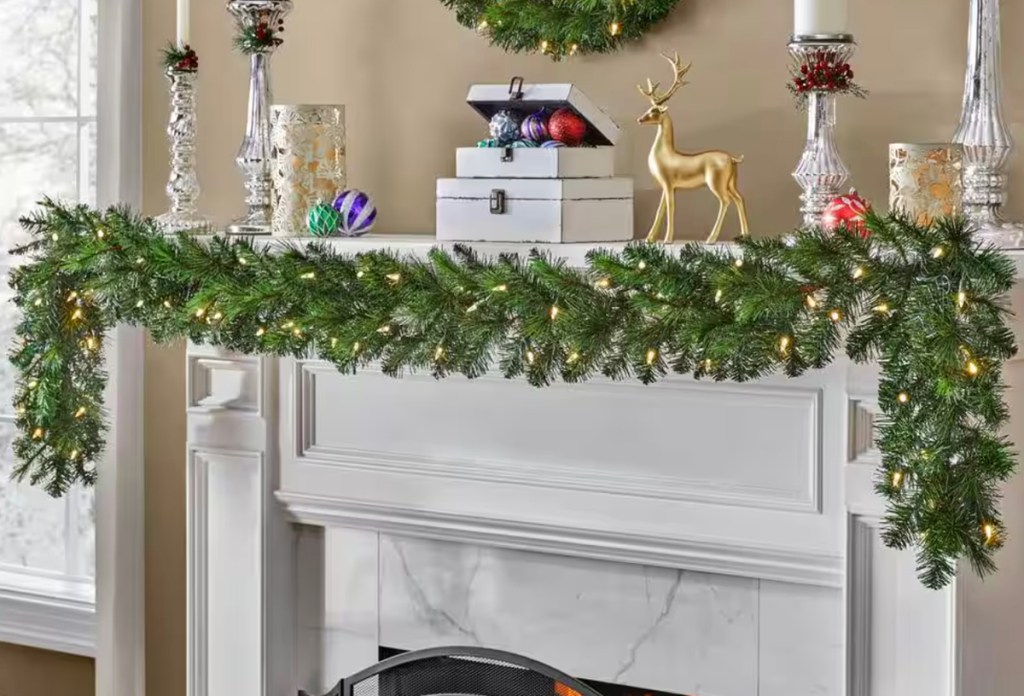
[226,0,293,235]
[788,34,863,228]
[155,43,212,234]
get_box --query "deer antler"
[637,51,692,106]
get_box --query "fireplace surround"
[182,237,1024,696]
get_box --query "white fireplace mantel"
[183,236,1024,696]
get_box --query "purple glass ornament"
[541,140,566,149]
[520,111,550,143]
[332,189,378,237]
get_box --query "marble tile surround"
[306,530,842,696]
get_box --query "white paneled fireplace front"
[186,351,962,696]
[184,239,1024,696]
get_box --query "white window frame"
[0,2,144,694]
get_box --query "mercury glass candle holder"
[155,67,211,234]
[951,0,1024,247]
[789,34,855,228]
[226,0,294,236]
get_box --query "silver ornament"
[489,109,523,146]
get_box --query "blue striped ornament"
[520,111,549,143]
[332,189,377,237]
[541,140,566,149]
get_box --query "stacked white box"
[436,81,633,243]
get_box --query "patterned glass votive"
[270,104,347,237]
[888,143,964,226]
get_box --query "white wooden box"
[436,78,632,243]
[436,177,633,243]
[455,147,615,179]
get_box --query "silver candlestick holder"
[790,34,856,228]
[226,0,293,236]
[952,0,1024,247]
[155,67,211,235]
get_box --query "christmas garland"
[8,200,1019,589]
[440,0,681,59]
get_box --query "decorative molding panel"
[278,491,842,587]
[848,397,881,467]
[188,448,266,696]
[846,515,954,696]
[187,356,262,414]
[295,363,823,513]
[847,516,877,696]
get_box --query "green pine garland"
[8,199,1019,589]
[440,0,681,59]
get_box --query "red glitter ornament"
[547,108,588,147]
[822,189,872,237]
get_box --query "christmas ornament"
[489,109,523,146]
[512,140,538,148]
[520,111,550,143]
[477,139,500,148]
[637,53,749,244]
[306,201,340,237]
[548,108,587,146]
[541,140,566,149]
[822,189,871,237]
[333,189,377,236]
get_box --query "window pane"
[0,421,68,572]
[0,121,79,412]
[73,485,95,577]
[81,0,98,117]
[0,0,81,118]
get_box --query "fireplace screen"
[313,647,607,696]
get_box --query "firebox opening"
[378,647,691,696]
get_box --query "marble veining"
[379,535,760,696]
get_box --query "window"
[0,0,99,655]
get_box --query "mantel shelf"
[239,233,1024,277]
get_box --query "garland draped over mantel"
[8,200,1019,589]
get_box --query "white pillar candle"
[176,0,190,46]
[794,0,847,36]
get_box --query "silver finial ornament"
[155,67,212,234]
[226,0,294,235]
[789,35,856,228]
[952,0,1024,247]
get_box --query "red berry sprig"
[162,42,199,72]
[234,17,285,54]
[787,50,867,107]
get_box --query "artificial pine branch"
[6,199,1019,589]
[440,0,680,59]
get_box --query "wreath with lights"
[440,0,682,59]
[7,200,1019,590]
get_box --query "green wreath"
[440,0,682,58]
[7,200,1019,590]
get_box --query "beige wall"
[135,1,1024,696]
[0,643,94,696]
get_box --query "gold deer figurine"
[637,53,750,244]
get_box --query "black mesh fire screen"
[316,647,607,696]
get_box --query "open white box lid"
[466,79,621,147]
